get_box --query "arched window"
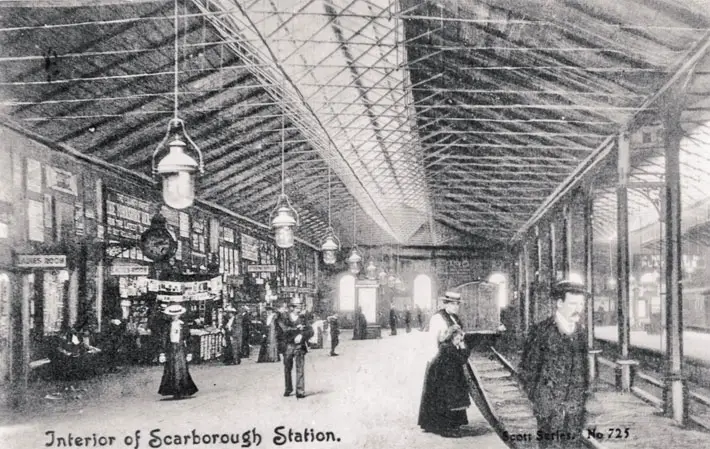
[489,273,508,308]
[413,274,432,310]
[339,274,356,311]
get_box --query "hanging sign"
[110,265,150,276]
[16,254,67,268]
[105,190,152,241]
[246,264,277,273]
[241,233,259,262]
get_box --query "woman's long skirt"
[158,343,198,398]
[223,336,240,365]
[417,362,467,433]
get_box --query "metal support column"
[584,188,602,383]
[535,225,543,323]
[549,221,557,281]
[523,242,531,336]
[616,131,636,392]
[562,205,571,278]
[662,94,688,424]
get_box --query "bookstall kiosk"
[151,273,224,363]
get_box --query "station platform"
[0,329,506,449]
[2,328,708,449]
[585,384,708,449]
[595,326,710,363]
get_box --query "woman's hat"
[224,305,237,313]
[163,304,186,316]
[442,291,462,303]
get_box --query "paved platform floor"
[595,326,710,363]
[587,381,709,449]
[0,330,506,449]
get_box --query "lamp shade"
[366,260,377,280]
[387,274,396,288]
[347,247,362,264]
[272,204,297,249]
[156,138,198,210]
[323,250,337,265]
[274,225,295,249]
[349,261,360,274]
[321,233,339,265]
[378,268,387,285]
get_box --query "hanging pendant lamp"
[378,265,388,285]
[152,0,203,210]
[365,259,378,280]
[321,166,340,264]
[348,205,361,274]
[270,112,299,248]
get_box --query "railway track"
[465,348,539,448]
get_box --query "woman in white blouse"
[158,304,198,399]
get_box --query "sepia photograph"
[0,1,710,448]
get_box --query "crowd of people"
[157,299,341,400]
[156,280,591,448]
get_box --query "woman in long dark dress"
[418,325,471,437]
[158,305,198,399]
[257,307,279,363]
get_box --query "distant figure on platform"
[328,314,340,356]
[404,305,412,333]
[278,300,314,398]
[158,305,198,400]
[389,304,398,336]
[309,316,325,349]
[418,324,471,437]
[240,306,251,358]
[257,306,279,363]
[276,301,288,360]
[353,307,367,340]
[595,305,605,326]
[416,305,424,331]
[519,280,589,449]
[222,305,242,365]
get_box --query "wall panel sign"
[241,233,259,262]
[16,254,67,268]
[246,264,277,273]
[26,158,42,193]
[281,286,317,294]
[0,148,11,202]
[110,265,150,276]
[105,190,152,241]
[27,199,44,242]
[45,165,78,196]
[160,206,180,228]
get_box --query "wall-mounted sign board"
[246,264,277,273]
[16,254,67,268]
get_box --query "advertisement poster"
[27,199,44,242]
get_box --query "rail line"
[465,347,598,449]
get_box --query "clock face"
[141,228,177,262]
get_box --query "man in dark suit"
[389,304,398,336]
[328,314,340,356]
[240,306,251,358]
[278,300,314,398]
[519,280,589,449]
